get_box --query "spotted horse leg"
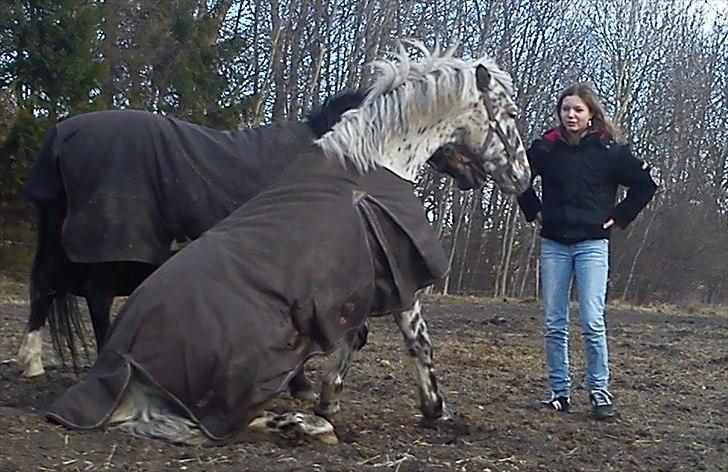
[393,297,451,425]
[247,411,339,444]
[313,322,369,418]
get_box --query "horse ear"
[476,64,491,91]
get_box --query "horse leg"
[85,294,114,351]
[17,199,69,377]
[17,262,55,377]
[78,262,158,354]
[393,298,450,423]
[314,322,369,417]
[248,411,338,444]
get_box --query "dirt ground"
[1,275,726,471]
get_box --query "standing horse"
[46,42,530,444]
[16,91,365,382]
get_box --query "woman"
[517,84,658,419]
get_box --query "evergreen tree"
[1,0,105,197]
[100,0,244,128]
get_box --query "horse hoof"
[313,401,340,418]
[296,414,339,444]
[248,411,339,444]
[419,415,454,430]
[419,404,453,428]
[17,333,45,377]
[15,356,27,371]
[22,361,46,378]
[17,346,30,368]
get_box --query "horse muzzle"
[488,152,531,195]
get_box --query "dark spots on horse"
[265,416,294,429]
[428,369,439,391]
[278,421,299,431]
[409,316,419,333]
[415,331,432,355]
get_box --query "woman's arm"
[609,145,659,228]
[516,143,543,222]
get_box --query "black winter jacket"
[517,128,658,244]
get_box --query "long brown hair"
[556,83,623,142]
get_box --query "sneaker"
[540,392,570,412]
[590,389,615,420]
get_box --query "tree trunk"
[518,225,539,298]
[442,195,470,295]
[494,197,513,298]
[621,208,658,301]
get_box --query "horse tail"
[27,134,90,373]
[110,376,336,445]
[42,199,90,374]
[22,126,64,204]
[110,377,208,445]
[46,290,89,374]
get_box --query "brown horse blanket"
[47,149,449,440]
[22,110,315,265]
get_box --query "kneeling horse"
[46,42,530,444]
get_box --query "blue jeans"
[540,238,610,396]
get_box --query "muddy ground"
[0,275,726,471]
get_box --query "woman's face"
[560,95,593,134]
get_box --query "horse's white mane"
[315,40,514,176]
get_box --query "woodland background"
[1,0,726,306]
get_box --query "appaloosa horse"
[46,41,530,444]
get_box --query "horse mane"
[306,90,367,138]
[315,40,514,174]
